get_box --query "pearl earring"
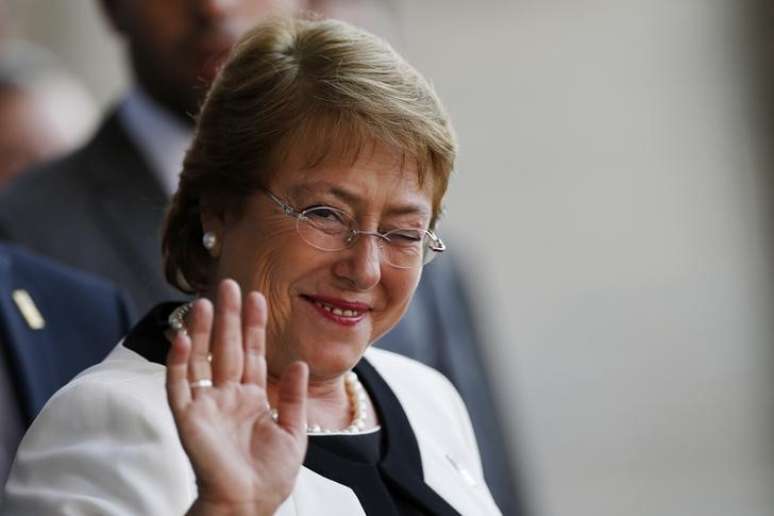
[202,232,217,251]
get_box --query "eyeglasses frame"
[261,189,446,269]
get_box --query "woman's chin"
[298,340,370,379]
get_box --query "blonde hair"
[162,15,457,293]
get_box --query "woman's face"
[206,144,434,381]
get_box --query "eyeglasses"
[262,190,445,269]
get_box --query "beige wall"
[7,1,774,515]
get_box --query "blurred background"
[4,0,774,515]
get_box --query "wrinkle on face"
[254,246,293,376]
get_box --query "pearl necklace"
[168,301,193,333]
[272,371,369,435]
[168,302,371,435]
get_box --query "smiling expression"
[204,143,435,381]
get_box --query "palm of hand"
[166,281,310,515]
[177,383,307,507]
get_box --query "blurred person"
[0,0,311,314]
[0,40,98,187]
[0,2,520,512]
[3,17,501,515]
[0,243,133,487]
[0,9,124,488]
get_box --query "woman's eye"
[389,230,424,243]
[305,206,346,223]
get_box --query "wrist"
[186,498,277,516]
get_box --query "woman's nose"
[333,235,382,290]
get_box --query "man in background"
[0,2,521,512]
[0,1,268,311]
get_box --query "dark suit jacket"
[0,111,179,314]
[0,244,134,423]
[0,111,522,514]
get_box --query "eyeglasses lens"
[295,206,438,269]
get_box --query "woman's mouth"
[302,295,370,327]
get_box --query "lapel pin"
[12,289,45,330]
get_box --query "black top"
[123,303,461,516]
[309,430,429,515]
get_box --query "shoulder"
[0,243,135,327]
[32,346,166,426]
[4,243,113,291]
[364,347,456,393]
[0,143,92,201]
[68,343,167,395]
[31,344,171,432]
[0,151,92,244]
[363,347,465,433]
[3,344,196,515]
[0,113,120,231]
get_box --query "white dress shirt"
[118,88,193,197]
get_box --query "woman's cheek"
[373,270,420,340]
[241,225,296,337]
[252,248,292,345]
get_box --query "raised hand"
[166,279,309,516]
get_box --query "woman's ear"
[200,208,224,258]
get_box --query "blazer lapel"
[363,353,503,515]
[416,436,502,516]
[356,359,462,516]
[0,252,57,422]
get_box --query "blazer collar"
[118,88,193,197]
[122,302,181,366]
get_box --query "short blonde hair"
[163,15,457,294]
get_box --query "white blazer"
[2,343,502,515]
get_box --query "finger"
[211,279,244,385]
[187,298,214,386]
[277,361,309,439]
[166,331,192,413]
[242,291,267,387]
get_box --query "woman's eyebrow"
[287,182,335,200]
[286,183,360,205]
[384,203,431,219]
[289,182,430,218]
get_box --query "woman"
[2,16,501,516]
